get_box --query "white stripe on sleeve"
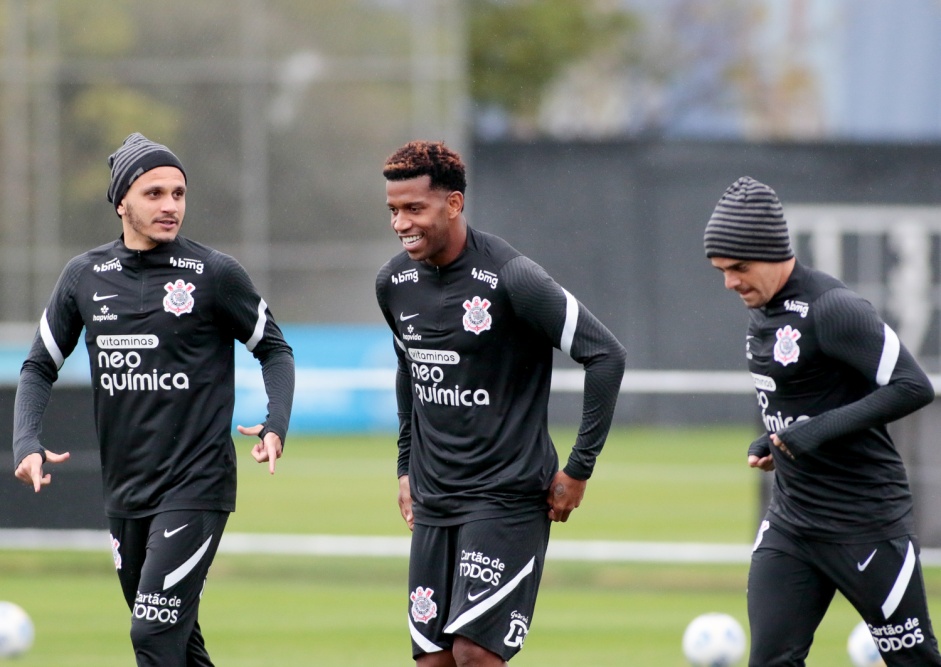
[245,299,268,352]
[39,310,64,369]
[875,324,900,387]
[560,288,578,357]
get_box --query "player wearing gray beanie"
[106,133,186,215]
[704,176,794,262]
[704,175,941,666]
[16,129,294,666]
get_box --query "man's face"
[386,175,463,266]
[710,256,789,308]
[117,166,186,250]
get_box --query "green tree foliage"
[469,0,639,121]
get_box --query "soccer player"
[12,133,295,667]
[375,140,626,666]
[705,176,941,666]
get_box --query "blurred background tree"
[469,0,640,136]
[2,0,940,324]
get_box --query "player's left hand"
[547,470,586,523]
[748,454,775,471]
[237,423,283,474]
[770,433,795,460]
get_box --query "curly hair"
[382,140,467,194]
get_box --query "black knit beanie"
[704,176,794,262]
[107,133,186,214]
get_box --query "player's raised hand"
[547,470,586,522]
[237,424,283,474]
[14,450,70,493]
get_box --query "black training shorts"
[407,511,551,661]
[748,519,941,667]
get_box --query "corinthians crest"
[462,296,492,335]
[164,279,196,317]
[409,586,437,624]
[773,325,801,366]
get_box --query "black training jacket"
[13,235,294,518]
[376,226,626,526]
[745,261,935,542]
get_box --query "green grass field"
[1,425,934,665]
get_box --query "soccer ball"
[682,612,746,666]
[0,601,33,658]
[847,621,886,667]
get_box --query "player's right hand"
[14,450,70,493]
[398,475,414,532]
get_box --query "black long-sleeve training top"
[745,261,935,542]
[376,226,626,526]
[13,235,295,518]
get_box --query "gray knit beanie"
[107,133,186,213]
[704,176,794,262]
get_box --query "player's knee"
[748,647,805,667]
[451,636,506,667]
[129,617,185,665]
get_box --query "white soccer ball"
[0,601,33,658]
[847,621,886,667]
[682,612,746,666]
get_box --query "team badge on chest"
[773,325,801,366]
[462,296,493,335]
[164,279,196,316]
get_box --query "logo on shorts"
[504,611,529,648]
[462,296,492,335]
[163,279,196,316]
[409,586,438,624]
[773,325,801,366]
[110,533,122,570]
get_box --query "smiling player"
[376,140,626,666]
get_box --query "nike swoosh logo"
[467,589,490,602]
[858,548,878,571]
[400,312,419,321]
[93,292,118,301]
[163,524,188,538]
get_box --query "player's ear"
[447,190,464,216]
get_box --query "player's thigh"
[444,511,551,661]
[828,536,941,666]
[409,523,459,658]
[747,527,834,666]
[109,516,153,609]
[133,510,228,629]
